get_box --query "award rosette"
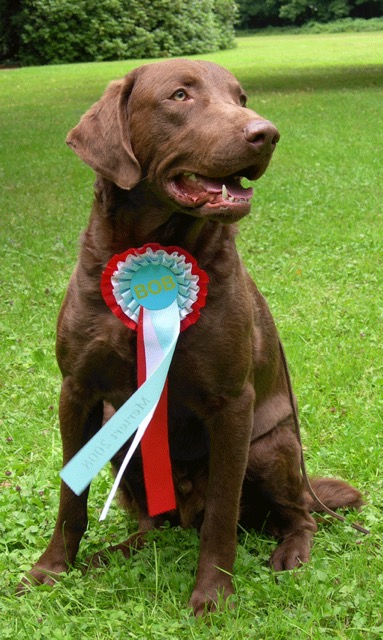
[60,243,208,520]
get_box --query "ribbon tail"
[138,307,176,517]
[141,380,176,516]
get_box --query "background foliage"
[237,0,383,28]
[1,0,382,65]
[0,0,237,65]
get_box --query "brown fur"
[18,59,362,614]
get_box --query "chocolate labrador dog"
[20,59,362,614]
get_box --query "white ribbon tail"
[99,406,156,521]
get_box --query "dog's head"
[67,59,279,223]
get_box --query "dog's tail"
[304,477,364,514]
[298,444,367,533]
[303,477,368,534]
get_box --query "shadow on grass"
[238,65,383,93]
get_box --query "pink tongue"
[227,181,253,198]
[197,176,252,198]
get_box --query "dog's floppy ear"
[66,70,141,190]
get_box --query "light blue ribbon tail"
[60,300,180,496]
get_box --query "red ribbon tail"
[141,381,176,517]
[137,308,176,517]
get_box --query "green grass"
[1,31,383,638]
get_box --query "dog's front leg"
[189,383,254,615]
[18,378,103,591]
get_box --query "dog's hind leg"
[242,419,317,571]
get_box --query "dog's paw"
[86,550,110,569]
[189,576,234,617]
[270,532,311,571]
[16,564,66,594]
[86,531,148,569]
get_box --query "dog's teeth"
[222,184,228,200]
[228,196,235,203]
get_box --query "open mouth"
[168,171,256,219]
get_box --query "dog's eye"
[240,94,247,107]
[172,89,188,102]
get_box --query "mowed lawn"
[0,32,382,638]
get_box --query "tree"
[236,0,383,28]
[0,0,23,61]
[236,0,282,29]
[279,0,351,24]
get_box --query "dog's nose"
[244,120,280,152]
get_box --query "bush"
[299,15,383,32]
[237,15,383,35]
[2,0,237,66]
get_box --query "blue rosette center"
[111,247,201,323]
